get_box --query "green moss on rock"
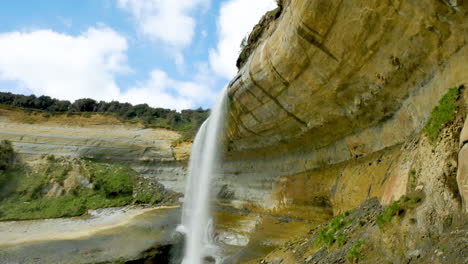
[376,195,423,229]
[316,213,352,248]
[424,86,461,143]
[347,240,365,263]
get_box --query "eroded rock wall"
[250,95,467,264]
[220,0,468,213]
[212,2,468,261]
[0,109,189,192]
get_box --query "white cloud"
[209,0,277,79]
[0,27,127,102]
[0,27,215,111]
[117,0,209,47]
[120,67,216,111]
[0,1,279,111]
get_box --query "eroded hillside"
[0,106,191,192]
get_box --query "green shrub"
[0,140,15,188]
[236,5,283,69]
[336,233,349,247]
[424,86,461,143]
[134,189,162,204]
[376,201,403,228]
[83,190,133,210]
[347,240,365,263]
[316,214,352,248]
[376,195,423,229]
[85,161,135,197]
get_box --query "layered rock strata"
[0,110,189,192]
[212,2,468,259]
[220,0,468,212]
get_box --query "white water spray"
[178,88,228,264]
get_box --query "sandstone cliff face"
[247,100,467,263]
[0,108,189,192]
[213,1,468,261]
[219,0,468,211]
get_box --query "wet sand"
[0,206,181,264]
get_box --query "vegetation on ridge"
[0,91,209,141]
[237,1,283,69]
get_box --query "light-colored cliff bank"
[0,107,190,193]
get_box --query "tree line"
[0,92,209,139]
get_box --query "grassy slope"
[0,158,165,221]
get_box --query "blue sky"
[0,0,276,110]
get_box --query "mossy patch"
[424,86,461,143]
[133,178,164,204]
[316,213,353,248]
[376,194,423,229]
[84,160,136,198]
[347,240,365,263]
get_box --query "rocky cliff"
[213,0,468,262]
[0,106,189,193]
[218,0,468,210]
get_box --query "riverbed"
[0,206,181,264]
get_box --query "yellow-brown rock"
[213,3,468,257]
[220,0,468,211]
[228,0,467,157]
[172,141,193,162]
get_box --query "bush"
[424,86,461,143]
[134,189,162,204]
[85,161,136,198]
[347,240,365,263]
[376,195,422,229]
[376,201,403,228]
[316,213,352,248]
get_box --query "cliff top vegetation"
[0,92,209,141]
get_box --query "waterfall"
[178,88,228,264]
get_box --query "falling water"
[178,88,228,264]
